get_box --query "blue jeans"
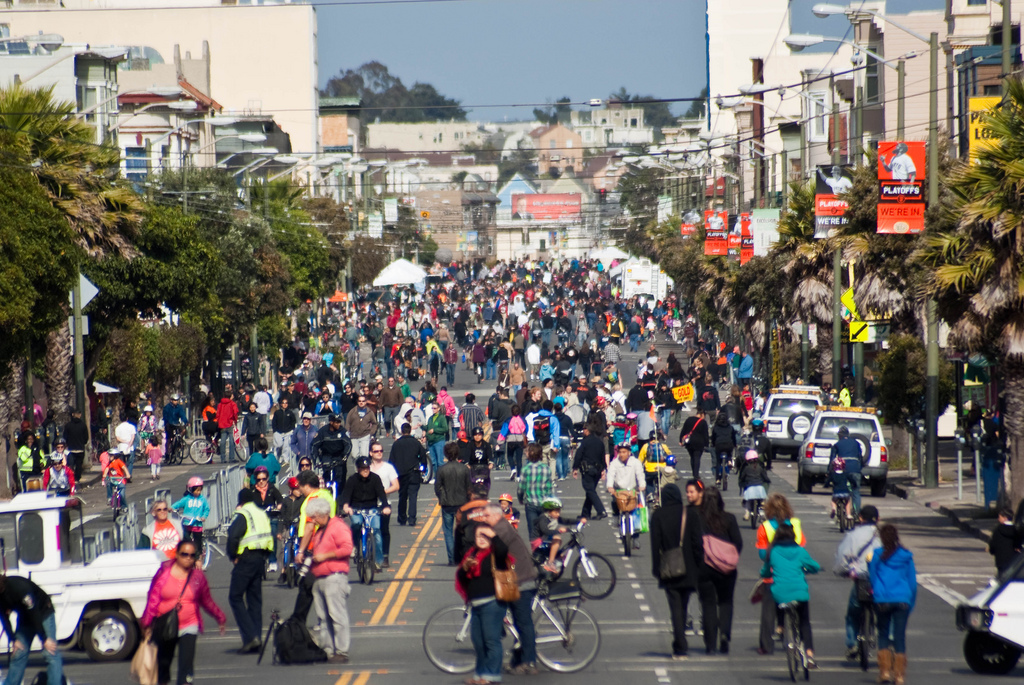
[629,334,640,352]
[509,588,537,666]
[557,439,571,479]
[876,603,910,653]
[442,506,458,564]
[471,599,506,681]
[220,426,235,463]
[486,358,497,380]
[659,409,673,437]
[349,510,383,564]
[429,441,446,473]
[506,442,523,474]
[848,472,862,513]
[446,363,456,386]
[8,612,62,685]
[845,583,862,649]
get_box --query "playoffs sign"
[813,165,853,239]
[704,210,728,256]
[877,141,926,234]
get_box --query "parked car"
[956,553,1024,674]
[0,492,161,662]
[761,385,824,461]
[796,405,889,497]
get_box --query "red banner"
[877,141,926,234]
[740,213,753,264]
[704,210,728,256]
[511,193,581,221]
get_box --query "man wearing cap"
[291,412,319,464]
[311,414,352,486]
[388,423,429,527]
[834,505,881,661]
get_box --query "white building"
[0,0,319,153]
[367,121,490,152]
[569,106,654,148]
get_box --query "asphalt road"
[19,335,1017,684]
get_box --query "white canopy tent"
[372,258,428,287]
[590,246,630,265]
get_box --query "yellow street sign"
[850,320,869,343]
[420,210,431,219]
[841,287,859,322]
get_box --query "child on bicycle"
[760,522,821,668]
[828,456,852,521]
[102,447,131,507]
[739,449,770,521]
[145,434,163,482]
[498,492,520,530]
[173,477,211,552]
[533,497,585,574]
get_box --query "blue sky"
[314,0,946,121]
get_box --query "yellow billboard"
[968,96,1001,159]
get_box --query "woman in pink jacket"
[140,540,227,685]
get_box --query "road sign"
[850,320,869,343]
[840,287,859,322]
[70,274,99,310]
[420,210,431,219]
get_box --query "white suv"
[796,406,889,497]
[761,386,823,461]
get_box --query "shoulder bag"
[492,554,520,602]
[150,569,193,643]
[659,508,688,580]
[682,418,703,446]
[703,533,739,573]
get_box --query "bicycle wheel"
[189,439,214,465]
[784,610,798,682]
[361,537,375,585]
[534,602,600,673]
[572,552,616,600]
[859,604,873,671]
[621,516,632,557]
[422,605,475,674]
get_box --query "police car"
[796,405,889,497]
[761,386,824,460]
[956,553,1024,674]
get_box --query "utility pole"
[925,31,940,488]
[896,59,906,139]
[73,277,85,414]
[1003,0,1013,88]
[831,74,843,392]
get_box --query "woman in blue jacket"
[760,522,821,667]
[868,524,916,685]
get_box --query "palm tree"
[919,76,1024,508]
[0,84,142,423]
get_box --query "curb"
[886,479,993,543]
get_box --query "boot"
[876,648,893,683]
[893,653,907,685]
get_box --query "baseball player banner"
[740,213,753,265]
[681,209,700,239]
[704,209,729,256]
[877,141,926,234]
[813,165,853,239]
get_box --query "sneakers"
[632,538,641,550]
[374,563,382,572]
[382,556,390,568]
[510,470,517,481]
[671,653,688,661]
[505,663,540,675]
[268,562,278,573]
[542,560,562,573]
[845,646,859,661]
[237,638,261,654]
[328,653,349,664]
[743,511,750,521]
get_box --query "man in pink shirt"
[306,497,354,664]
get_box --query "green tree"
[322,61,466,123]
[618,166,667,258]
[684,87,708,119]
[533,96,573,125]
[608,87,677,136]
[875,334,954,427]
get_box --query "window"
[125,146,147,182]
[966,0,986,6]
[984,84,1002,95]
[550,140,556,149]
[566,140,573,148]
[865,51,880,104]
[630,118,638,127]
[18,513,44,565]
[539,238,546,251]
[807,91,827,142]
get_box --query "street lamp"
[813,1,941,488]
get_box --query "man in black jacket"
[388,423,428,526]
[340,456,391,570]
[435,442,471,564]
[311,414,352,487]
[62,409,89,481]
[572,421,608,519]
[0,574,63,685]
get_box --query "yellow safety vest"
[298,488,337,537]
[763,517,805,547]
[237,502,274,553]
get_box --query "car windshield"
[815,417,879,441]
[767,398,818,418]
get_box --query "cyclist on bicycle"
[606,443,645,550]
[340,457,391,572]
[829,426,863,514]
[738,449,770,521]
[760,522,821,668]
[710,411,736,491]
[827,456,852,521]
[42,452,75,497]
[172,477,211,553]
[162,393,188,449]
[102,447,131,507]
[639,430,672,494]
[311,414,352,489]
[533,497,585,574]
[833,505,880,661]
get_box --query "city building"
[529,123,584,176]
[367,121,490,152]
[0,0,320,153]
[415,188,498,260]
[569,106,654,148]
[320,96,361,155]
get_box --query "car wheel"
[870,477,888,498]
[84,610,138,662]
[964,631,1021,675]
[797,472,811,494]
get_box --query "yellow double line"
[334,670,372,685]
[369,505,444,626]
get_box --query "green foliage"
[95,321,205,399]
[349,236,389,289]
[684,88,708,120]
[533,97,573,125]
[608,87,677,137]
[322,61,466,123]
[875,334,954,425]
[618,166,667,258]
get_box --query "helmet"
[595,397,607,407]
[832,456,846,473]
[541,497,563,511]
[745,449,760,461]
[666,453,677,467]
[286,476,300,490]
[498,493,514,503]
[54,438,67,447]
[615,413,626,423]
[355,456,371,470]
[837,426,850,438]
[187,476,204,489]
[49,453,65,464]
[171,393,181,401]
[751,418,764,430]
[144,405,154,412]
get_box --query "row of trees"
[622,77,1024,507]
[0,84,394,444]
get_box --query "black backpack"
[274,616,328,664]
[533,414,551,444]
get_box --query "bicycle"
[165,426,187,466]
[748,498,766,530]
[348,507,379,585]
[833,493,852,533]
[531,522,615,600]
[181,519,212,570]
[780,602,811,682]
[107,475,127,522]
[281,523,300,587]
[616,492,637,558]
[188,433,218,465]
[854,582,876,672]
[422,577,600,674]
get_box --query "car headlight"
[957,606,993,631]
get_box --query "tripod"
[257,609,281,664]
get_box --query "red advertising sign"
[728,215,742,260]
[814,165,853,239]
[704,210,728,256]
[740,213,753,265]
[681,210,700,238]
[877,141,926,234]
[511,193,582,221]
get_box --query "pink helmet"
[745,450,760,461]
[187,476,204,489]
